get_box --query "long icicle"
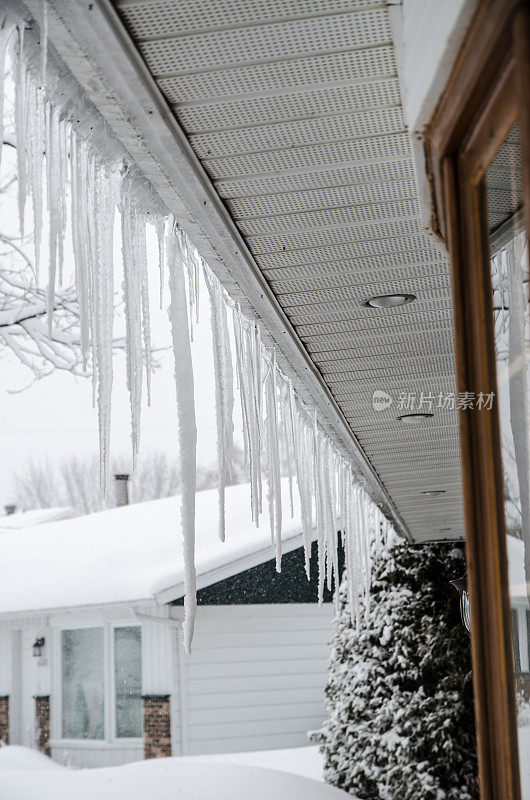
[0,13,16,179]
[167,220,197,654]
[204,265,234,541]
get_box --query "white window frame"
[51,620,142,748]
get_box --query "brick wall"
[143,695,171,758]
[35,695,50,757]
[0,696,8,744]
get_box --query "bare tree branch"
[12,448,248,514]
[0,112,172,385]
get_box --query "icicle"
[210,276,227,541]
[250,322,263,516]
[57,116,68,286]
[119,174,156,461]
[70,131,89,370]
[156,216,165,309]
[28,82,44,281]
[92,161,118,495]
[167,220,197,654]
[40,0,48,87]
[120,195,143,465]
[14,25,27,240]
[181,236,200,340]
[289,384,312,577]
[232,306,251,479]
[313,414,325,606]
[45,102,58,333]
[194,249,200,324]
[279,382,294,519]
[264,350,282,570]
[138,216,152,407]
[233,306,262,526]
[0,14,16,180]
[204,265,234,542]
[219,291,235,478]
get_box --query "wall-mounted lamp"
[32,637,45,658]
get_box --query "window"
[425,2,530,796]
[62,628,104,739]
[60,625,142,740]
[114,627,142,738]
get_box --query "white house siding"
[139,605,181,756]
[171,603,333,756]
[0,617,51,748]
[139,607,174,695]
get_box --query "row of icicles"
[0,5,394,651]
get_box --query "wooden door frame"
[425,2,530,799]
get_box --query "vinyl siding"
[172,603,332,755]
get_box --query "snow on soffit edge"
[17,0,412,543]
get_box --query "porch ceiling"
[38,0,464,542]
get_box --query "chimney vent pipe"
[114,475,129,507]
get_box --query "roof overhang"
[21,0,465,543]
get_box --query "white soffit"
[32,0,464,543]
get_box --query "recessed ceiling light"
[397,413,434,424]
[421,490,446,497]
[364,293,416,309]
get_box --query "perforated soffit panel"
[109,0,463,543]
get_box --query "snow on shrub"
[310,541,478,800]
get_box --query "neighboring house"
[0,507,79,531]
[0,481,335,768]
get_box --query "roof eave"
[21,0,412,543]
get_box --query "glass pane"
[62,628,104,739]
[114,627,142,738]
[486,125,530,796]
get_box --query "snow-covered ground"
[0,745,347,800]
[180,745,324,782]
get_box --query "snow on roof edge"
[0,480,308,616]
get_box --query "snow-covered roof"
[0,480,308,616]
[0,507,79,531]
